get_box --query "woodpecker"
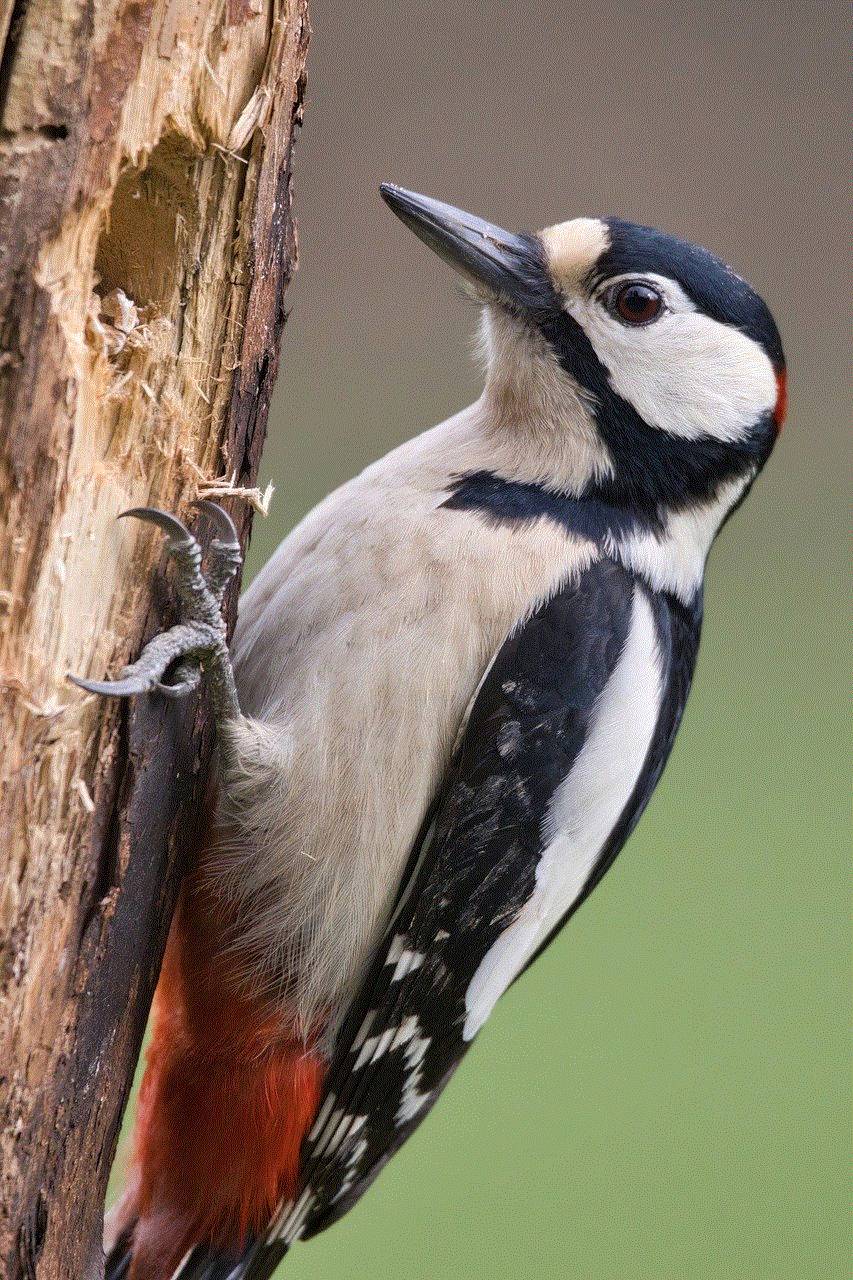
[75,186,785,1280]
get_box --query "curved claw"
[117,507,194,542]
[195,500,240,549]
[69,504,241,718]
[68,671,155,698]
[156,660,202,698]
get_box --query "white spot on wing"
[331,1135,369,1203]
[307,1090,337,1143]
[391,949,424,981]
[384,933,425,980]
[350,1008,376,1054]
[395,1015,433,1125]
[397,1088,432,1124]
[385,934,406,964]
[462,586,663,1039]
[277,1186,313,1243]
[353,1025,396,1069]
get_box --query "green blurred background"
[114,2,852,1276]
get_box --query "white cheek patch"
[568,294,777,443]
[462,586,663,1040]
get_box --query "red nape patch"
[773,365,788,433]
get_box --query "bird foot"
[69,501,242,723]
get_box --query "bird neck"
[441,396,757,605]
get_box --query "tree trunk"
[0,1,308,1276]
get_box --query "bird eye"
[607,281,664,326]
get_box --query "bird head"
[381,185,784,564]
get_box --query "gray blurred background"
[150,2,853,1276]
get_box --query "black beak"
[380,185,550,319]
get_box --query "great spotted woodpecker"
[74,186,785,1280]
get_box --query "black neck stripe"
[441,470,662,541]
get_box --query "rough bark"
[0,1,309,1276]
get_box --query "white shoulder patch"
[462,585,664,1040]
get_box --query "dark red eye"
[609,281,664,326]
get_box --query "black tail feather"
[104,1222,289,1280]
[104,1225,133,1280]
[174,1238,289,1280]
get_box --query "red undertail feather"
[126,885,324,1280]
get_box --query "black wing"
[262,559,700,1253]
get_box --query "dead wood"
[0,1,309,1274]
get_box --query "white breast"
[463,584,664,1040]
[211,405,599,1038]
